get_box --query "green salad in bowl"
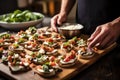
[0,10,44,30]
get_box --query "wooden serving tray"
[0,27,117,80]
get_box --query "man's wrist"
[59,11,67,16]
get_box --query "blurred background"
[0,0,76,22]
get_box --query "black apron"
[76,0,120,35]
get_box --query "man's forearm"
[60,0,76,15]
[111,17,120,25]
[111,17,120,44]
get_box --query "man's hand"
[51,13,67,32]
[51,0,76,32]
[88,20,120,49]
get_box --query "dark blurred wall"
[0,0,18,15]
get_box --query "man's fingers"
[51,15,59,32]
[99,35,113,49]
[101,34,116,48]
[57,16,63,25]
[87,27,101,46]
[88,26,101,41]
[88,29,108,49]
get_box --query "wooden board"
[0,27,117,80]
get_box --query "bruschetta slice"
[78,47,95,59]
[58,50,77,68]
[34,64,56,77]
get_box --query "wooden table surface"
[1,45,120,80]
[70,45,120,80]
[0,17,120,80]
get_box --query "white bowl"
[58,23,84,38]
[0,12,44,31]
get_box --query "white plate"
[0,12,44,30]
